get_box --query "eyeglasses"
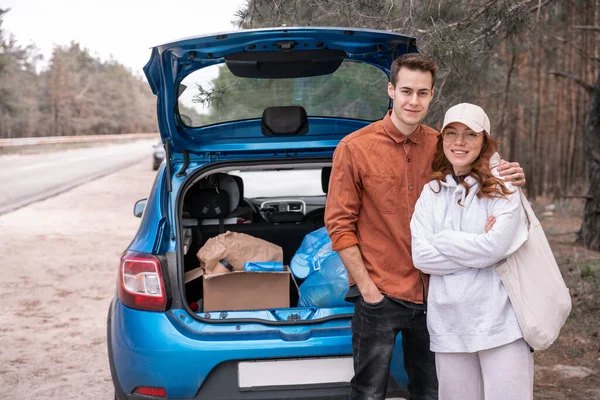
[442,130,483,143]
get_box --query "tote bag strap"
[517,188,539,229]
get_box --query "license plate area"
[237,357,353,390]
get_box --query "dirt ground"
[0,160,598,399]
[528,197,600,399]
[0,161,156,399]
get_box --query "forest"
[0,9,157,140]
[1,1,599,249]
[233,0,598,197]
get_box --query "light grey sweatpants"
[435,339,534,400]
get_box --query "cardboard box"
[185,266,296,312]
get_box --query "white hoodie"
[410,154,528,353]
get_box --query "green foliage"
[0,9,44,138]
[579,259,600,283]
[571,257,600,312]
[234,0,534,127]
[0,8,157,138]
[180,61,389,126]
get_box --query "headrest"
[231,175,244,201]
[321,167,332,194]
[261,106,308,136]
[185,173,242,219]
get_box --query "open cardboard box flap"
[184,267,205,284]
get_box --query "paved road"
[0,139,156,215]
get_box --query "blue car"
[108,27,417,400]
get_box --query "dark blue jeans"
[349,296,438,400]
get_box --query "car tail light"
[134,386,166,397]
[118,251,167,312]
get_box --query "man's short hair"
[390,53,438,88]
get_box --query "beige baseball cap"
[441,103,491,134]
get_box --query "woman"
[410,103,532,399]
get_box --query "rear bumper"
[108,299,408,399]
[191,360,408,399]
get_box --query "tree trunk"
[577,71,600,251]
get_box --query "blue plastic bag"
[298,252,352,308]
[291,227,351,308]
[290,226,332,279]
[243,261,284,272]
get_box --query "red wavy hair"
[430,132,514,205]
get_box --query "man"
[324,54,526,400]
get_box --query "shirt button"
[409,185,413,191]
[407,157,411,163]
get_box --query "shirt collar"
[382,110,423,144]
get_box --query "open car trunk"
[178,160,352,321]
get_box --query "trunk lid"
[144,27,416,156]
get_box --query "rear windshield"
[229,169,324,198]
[177,60,390,127]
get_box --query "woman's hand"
[485,216,496,233]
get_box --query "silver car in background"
[152,141,165,170]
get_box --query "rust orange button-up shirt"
[325,111,439,304]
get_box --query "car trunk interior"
[180,163,331,313]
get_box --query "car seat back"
[185,173,245,232]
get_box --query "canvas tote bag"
[495,189,572,350]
